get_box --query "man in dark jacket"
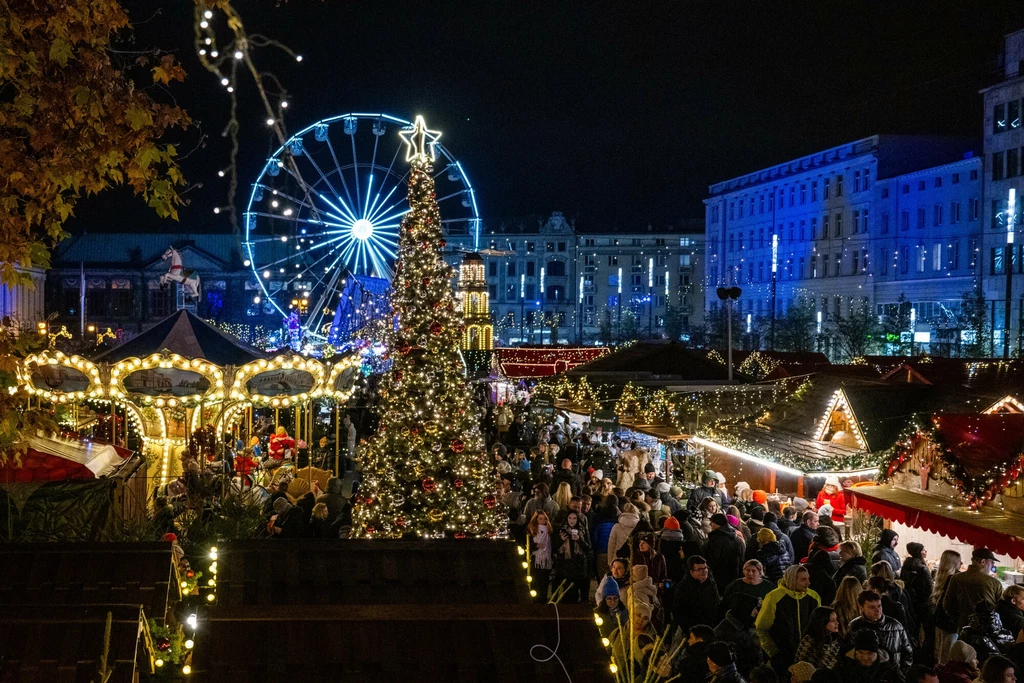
[745,507,767,561]
[658,482,682,515]
[763,512,794,561]
[706,640,746,683]
[551,458,582,495]
[714,592,762,678]
[672,555,720,631]
[959,600,1015,661]
[943,547,1003,633]
[848,589,914,678]
[788,510,819,563]
[871,529,903,575]
[315,477,348,526]
[837,630,900,683]
[706,513,746,593]
[687,470,724,514]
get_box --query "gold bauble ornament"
[427,508,444,523]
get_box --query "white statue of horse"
[161,246,201,299]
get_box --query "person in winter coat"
[847,589,914,677]
[528,510,555,603]
[815,476,847,525]
[958,600,1015,662]
[807,549,839,608]
[715,592,763,678]
[616,442,647,490]
[523,482,559,523]
[834,541,869,586]
[871,530,902,576]
[553,511,591,603]
[755,565,822,674]
[591,496,619,579]
[624,563,661,616]
[763,512,795,562]
[594,574,630,638]
[789,511,820,564]
[315,477,348,526]
[658,516,687,583]
[746,507,768,560]
[607,557,631,591]
[707,513,748,593]
[688,470,725,514]
[936,641,979,683]
[723,560,777,617]
[836,630,901,683]
[900,543,934,615]
[673,555,721,632]
[659,482,683,515]
[607,502,641,560]
[551,458,582,495]
[998,586,1024,643]
[707,641,749,683]
[943,548,1003,634]
[807,527,842,572]
[866,576,912,636]
[795,607,842,671]
[673,509,707,559]
[756,529,792,584]
[634,533,669,589]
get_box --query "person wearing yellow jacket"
[755,565,821,676]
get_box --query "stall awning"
[850,485,1024,560]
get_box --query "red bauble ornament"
[454,532,466,539]
[454,478,464,489]
[450,439,465,453]
[484,494,497,509]
[186,570,194,578]
[395,516,407,528]
[422,277,431,287]
[366,526,376,535]
[430,322,443,335]
[156,638,171,651]
[411,427,419,435]
[393,371,403,382]
[421,478,436,493]
[399,343,412,354]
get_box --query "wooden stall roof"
[565,341,752,383]
[0,604,151,683]
[0,542,177,619]
[193,603,611,683]
[215,539,531,606]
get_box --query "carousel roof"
[94,310,265,366]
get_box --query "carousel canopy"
[95,310,264,366]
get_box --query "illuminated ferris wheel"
[243,112,481,342]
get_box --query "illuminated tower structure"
[457,252,493,349]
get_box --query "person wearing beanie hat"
[756,526,792,583]
[788,661,816,683]
[793,497,809,512]
[657,515,686,588]
[735,481,751,496]
[899,542,934,639]
[752,489,768,506]
[755,565,820,671]
[838,628,898,682]
[269,497,302,538]
[714,590,763,678]
[815,476,847,525]
[707,642,744,683]
[726,514,741,529]
[707,511,747,592]
[688,469,726,515]
[936,640,978,683]
[594,574,629,637]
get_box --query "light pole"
[578,275,584,343]
[617,266,623,343]
[648,257,654,338]
[717,285,742,381]
[1005,188,1017,359]
[539,266,546,344]
[519,273,525,344]
[770,233,778,350]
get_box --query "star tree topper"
[399,115,442,163]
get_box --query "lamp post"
[539,266,546,344]
[648,257,654,338]
[519,273,525,344]
[1005,188,1017,359]
[770,233,778,350]
[578,275,584,343]
[717,285,742,381]
[617,266,623,343]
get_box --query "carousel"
[20,311,363,500]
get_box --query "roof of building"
[931,413,1024,479]
[0,542,178,620]
[53,233,240,269]
[0,604,154,683]
[880,358,1024,409]
[566,341,750,384]
[93,310,264,365]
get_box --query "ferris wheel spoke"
[366,181,402,224]
[325,135,358,214]
[366,143,405,221]
[301,149,346,209]
[316,193,359,225]
[350,134,362,216]
[362,174,375,221]
[367,206,411,227]
[248,212,351,232]
[436,189,468,204]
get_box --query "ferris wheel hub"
[351,218,375,241]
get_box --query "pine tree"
[351,117,504,539]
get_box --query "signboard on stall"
[590,409,619,433]
[531,393,554,415]
[123,368,210,398]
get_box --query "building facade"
[455,252,494,349]
[705,135,982,356]
[981,28,1024,355]
[449,212,705,345]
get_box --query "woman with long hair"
[552,481,573,512]
[527,510,554,603]
[794,606,841,670]
[979,655,1017,683]
[553,510,591,603]
[833,575,864,637]
[933,549,963,665]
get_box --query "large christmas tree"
[351,117,504,539]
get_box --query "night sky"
[70,1,1024,235]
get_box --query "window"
[790,186,795,207]
[835,174,843,197]
[488,262,498,277]
[507,262,516,277]
[934,176,942,188]
[811,217,818,240]
[995,102,1008,134]
[881,249,889,276]
[582,239,593,247]
[852,250,859,274]
[822,214,830,238]
[526,241,535,252]
[917,207,926,229]
[759,195,765,213]
[758,227,765,248]
[149,282,173,318]
[606,255,617,267]
[933,204,943,227]
[488,284,497,299]
[800,184,806,204]
[204,289,224,319]
[951,201,961,224]
[546,261,566,276]
[901,211,910,232]
[900,246,909,274]
[583,254,595,267]
[788,222,794,241]
[821,254,829,278]
[109,279,133,317]
[862,209,869,234]
[971,169,979,181]
[798,257,805,279]
[994,151,1005,181]
[933,244,942,271]
[834,254,842,277]
[902,184,909,194]
[854,170,861,193]
[1009,148,1020,178]
[835,212,843,237]
[881,212,890,234]
[970,197,980,220]
[852,209,860,234]
[918,180,926,191]
[883,188,890,198]
[862,248,869,273]
[824,177,831,199]
[749,231,754,249]
[758,262,764,282]
[546,285,565,301]
[811,181,818,201]
[799,219,806,240]
[948,241,960,271]
[557,241,566,252]
[527,261,536,276]
[545,242,555,252]
[992,247,1004,275]
[1010,99,1021,129]
[952,173,960,184]
[863,168,870,190]
[632,274,643,286]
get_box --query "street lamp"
[716,286,742,381]
[770,233,778,350]
[617,266,623,343]
[648,257,654,338]
[578,275,584,343]
[1005,188,1017,358]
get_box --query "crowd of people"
[492,408,1024,683]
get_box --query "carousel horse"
[160,246,201,299]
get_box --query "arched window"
[546,285,565,302]
[546,261,566,277]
